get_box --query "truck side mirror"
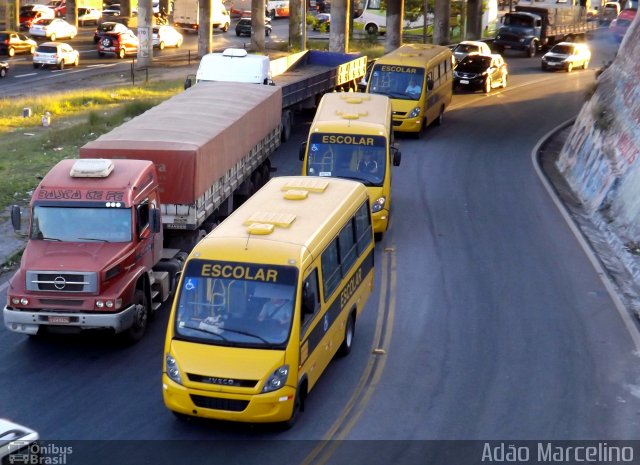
[11,205,21,231]
[299,141,307,161]
[150,208,161,234]
[392,147,402,166]
[184,74,195,90]
[427,78,434,91]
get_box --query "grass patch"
[0,82,182,211]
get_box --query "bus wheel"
[366,23,378,35]
[435,106,444,126]
[338,313,355,357]
[374,232,384,242]
[280,387,303,430]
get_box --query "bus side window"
[338,220,358,274]
[321,239,342,300]
[427,71,434,91]
[301,269,320,328]
[354,202,373,254]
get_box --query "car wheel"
[566,62,573,73]
[502,73,508,88]
[541,62,547,71]
[235,30,240,36]
[0,68,6,78]
[221,22,229,32]
[33,63,39,69]
[74,56,79,66]
[527,40,536,57]
[366,23,378,35]
[265,28,271,36]
[93,36,99,43]
[583,59,589,70]
[118,48,125,59]
[70,32,76,39]
[58,60,64,70]
[8,47,15,57]
[176,38,182,47]
[50,33,56,41]
[484,77,491,93]
[159,41,165,50]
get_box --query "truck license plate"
[460,80,469,84]
[48,315,70,324]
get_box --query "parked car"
[609,8,636,42]
[78,7,102,26]
[19,6,55,30]
[30,18,77,41]
[102,3,122,17]
[152,25,183,49]
[0,61,8,78]
[235,17,272,36]
[541,42,591,72]
[452,40,492,64]
[313,13,330,31]
[33,41,79,69]
[454,53,508,93]
[0,419,39,464]
[97,30,138,58]
[0,31,37,57]
[93,21,130,43]
[48,0,66,17]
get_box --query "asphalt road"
[0,28,636,465]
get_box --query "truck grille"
[26,271,98,293]
[190,395,249,412]
[498,33,520,42]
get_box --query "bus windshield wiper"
[337,175,373,186]
[222,326,275,346]
[181,323,229,341]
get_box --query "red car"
[97,30,138,59]
[609,8,636,42]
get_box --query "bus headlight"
[371,196,386,213]
[165,354,183,385]
[408,107,421,118]
[262,365,289,393]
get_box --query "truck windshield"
[503,14,534,27]
[306,133,387,186]
[368,65,425,100]
[30,206,132,242]
[174,259,298,349]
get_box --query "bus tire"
[435,106,444,126]
[366,23,378,35]
[338,312,355,357]
[374,232,384,242]
[280,385,304,430]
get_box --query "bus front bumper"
[392,116,422,133]
[372,209,389,234]
[162,375,297,423]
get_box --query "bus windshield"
[30,206,132,242]
[368,65,425,100]
[174,260,298,349]
[305,133,387,186]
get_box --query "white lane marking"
[14,73,37,78]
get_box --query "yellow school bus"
[299,93,401,240]
[162,176,375,427]
[366,43,453,135]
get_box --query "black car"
[0,31,37,56]
[235,17,272,36]
[0,61,8,78]
[453,53,508,93]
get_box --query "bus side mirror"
[11,205,21,231]
[150,208,161,234]
[392,147,402,166]
[184,74,195,90]
[427,79,434,90]
[299,141,307,161]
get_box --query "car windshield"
[30,206,132,242]
[101,23,116,31]
[174,259,298,348]
[454,43,477,53]
[306,133,387,186]
[457,55,491,72]
[550,44,573,54]
[36,45,57,53]
[368,64,425,100]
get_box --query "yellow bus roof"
[375,43,452,67]
[191,176,370,268]
[310,93,391,137]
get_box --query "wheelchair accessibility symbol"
[323,313,329,332]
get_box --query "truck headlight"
[262,365,289,393]
[408,107,421,118]
[165,354,183,385]
[519,38,525,43]
[371,196,386,213]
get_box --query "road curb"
[531,118,640,352]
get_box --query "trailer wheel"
[123,289,149,344]
[260,162,271,187]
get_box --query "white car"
[78,7,102,26]
[33,42,79,69]
[0,419,39,464]
[452,40,492,64]
[152,25,183,49]
[29,18,77,41]
[541,42,591,72]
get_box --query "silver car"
[541,42,591,72]
[33,41,79,69]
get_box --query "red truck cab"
[4,158,182,342]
